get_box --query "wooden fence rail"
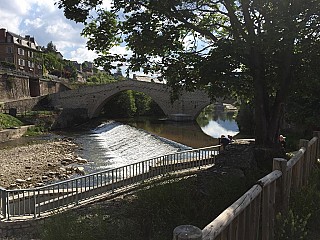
[174,131,320,240]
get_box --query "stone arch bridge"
[49,80,213,127]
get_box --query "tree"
[57,0,320,146]
[46,41,57,53]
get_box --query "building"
[0,28,42,76]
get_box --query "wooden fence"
[173,131,320,240]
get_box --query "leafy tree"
[46,41,57,53]
[87,71,116,84]
[57,0,320,146]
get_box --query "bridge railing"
[0,145,220,220]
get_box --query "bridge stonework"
[49,80,212,127]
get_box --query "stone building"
[0,28,42,76]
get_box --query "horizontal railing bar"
[4,145,221,192]
[1,145,220,219]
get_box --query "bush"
[0,113,23,130]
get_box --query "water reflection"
[119,118,218,148]
[197,105,239,139]
[117,105,239,148]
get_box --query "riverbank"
[0,138,85,189]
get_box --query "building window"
[6,36,12,43]
[28,61,35,68]
[28,51,34,58]
[18,59,25,66]
[18,48,24,55]
[6,46,13,53]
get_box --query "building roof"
[6,31,39,50]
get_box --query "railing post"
[1,189,7,219]
[173,225,202,240]
[313,131,320,161]
[33,190,37,219]
[75,179,79,204]
[273,158,288,213]
[299,139,310,185]
[111,170,114,193]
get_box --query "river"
[0,105,239,174]
[65,106,239,173]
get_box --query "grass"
[40,172,254,240]
[0,113,23,130]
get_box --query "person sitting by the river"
[227,135,235,143]
[279,134,286,149]
[220,135,231,150]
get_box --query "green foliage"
[57,0,320,145]
[23,125,46,137]
[86,71,117,84]
[42,44,77,80]
[275,210,310,240]
[235,103,255,135]
[275,166,320,239]
[0,61,16,70]
[0,113,23,130]
[102,90,164,118]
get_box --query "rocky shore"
[0,138,88,189]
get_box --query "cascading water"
[75,121,190,173]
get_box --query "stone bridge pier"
[48,80,213,128]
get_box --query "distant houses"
[0,28,160,84]
[0,28,95,83]
[0,28,42,76]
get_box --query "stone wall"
[3,96,45,113]
[0,73,70,102]
[0,217,45,239]
[0,74,30,101]
[0,125,33,142]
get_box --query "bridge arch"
[91,89,166,118]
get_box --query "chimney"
[0,28,6,42]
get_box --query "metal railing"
[0,145,220,220]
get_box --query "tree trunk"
[250,40,294,147]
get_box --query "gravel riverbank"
[0,138,85,189]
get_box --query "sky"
[0,0,128,65]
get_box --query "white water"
[76,121,190,173]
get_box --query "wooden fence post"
[313,131,320,161]
[173,225,202,240]
[273,158,288,213]
[299,139,310,186]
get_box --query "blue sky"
[0,0,129,65]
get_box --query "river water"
[0,106,239,174]
[67,107,239,173]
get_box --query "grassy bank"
[40,172,255,240]
[0,113,23,130]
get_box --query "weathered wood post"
[299,139,310,185]
[273,158,288,213]
[173,225,202,240]
[313,131,320,161]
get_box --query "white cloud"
[24,18,44,28]
[0,0,133,65]
[70,47,98,63]
[110,45,132,56]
